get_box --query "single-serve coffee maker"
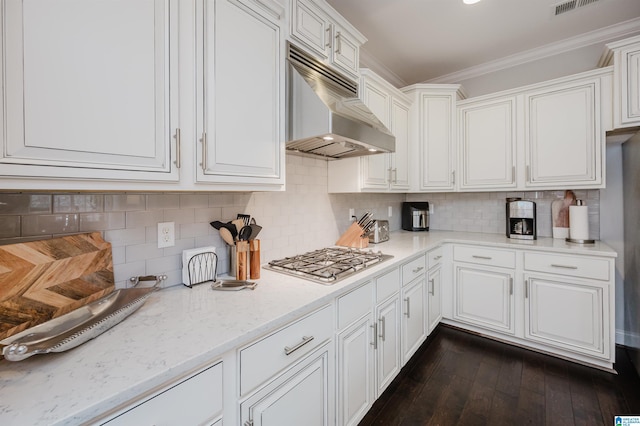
[506,198,536,240]
[402,202,429,231]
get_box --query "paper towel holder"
[565,200,595,244]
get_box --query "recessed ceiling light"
[463,0,481,4]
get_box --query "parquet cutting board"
[0,232,114,342]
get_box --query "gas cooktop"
[264,247,393,285]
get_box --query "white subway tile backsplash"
[125,210,164,228]
[104,194,146,212]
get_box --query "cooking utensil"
[1,275,166,361]
[219,227,235,246]
[210,221,238,240]
[249,217,262,240]
[237,214,251,226]
[238,225,252,241]
[231,219,245,238]
[210,280,258,291]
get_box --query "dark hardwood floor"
[359,325,640,426]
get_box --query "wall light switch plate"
[158,222,175,248]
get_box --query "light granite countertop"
[0,231,616,425]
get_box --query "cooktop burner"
[265,247,393,284]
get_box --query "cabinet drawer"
[524,252,610,281]
[240,305,333,395]
[376,268,400,303]
[427,247,444,270]
[337,281,373,330]
[454,245,515,269]
[402,255,427,286]
[104,362,222,425]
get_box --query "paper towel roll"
[569,202,589,240]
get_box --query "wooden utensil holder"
[336,222,369,248]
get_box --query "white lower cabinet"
[524,275,608,359]
[453,265,515,335]
[241,344,331,426]
[375,295,401,395]
[337,315,374,426]
[401,276,427,363]
[102,362,223,425]
[427,265,442,334]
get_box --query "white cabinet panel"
[390,99,411,190]
[459,97,516,189]
[401,277,427,363]
[605,35,640,128]
[427,266,442,334]
[199,0,284,186]
[291,0,330,59]
[1,0,179,180]
[332,28,359,78]
[241,347,330,426]
[419,94,456,190]
[104,362,223,425]
[375,296,401,396]
[525,79,600,187]
[337,316,374,426]
[525,276,608,359]
[454,265,515,335]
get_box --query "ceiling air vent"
[552,0,602,16]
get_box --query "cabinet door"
[525,275,608,359]
[331,28,359,79]
[615,44,640,127]
[242,348,330,426]
[291,0,331,60]
[459,97,516,189]
[427,266,442,333]
[337,316,374,426]
[104,362,223,425]
[375,296,401,396]
[199,0,284,186]
[419,94,455,190]
[390,99,411,191]
[1,0,179,181]
[453,265,515,335]
[525,79,601,187]
[401,277,427,363]
[360,79,391,189]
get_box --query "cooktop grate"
[265,247,393,284]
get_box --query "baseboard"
[616,329,640,348]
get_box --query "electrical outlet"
[429,204,434,215]
[349,208,355,221]
[157,222,175,248]
[388,206,393,217]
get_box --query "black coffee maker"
[506,198,536,240]
[402,202,429,231]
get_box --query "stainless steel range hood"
[286,43,395,160]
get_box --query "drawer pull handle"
[472,255,492,260]
[550,264,578,270]
[284,336,314,355]
[433,255,442,261]
[412,266,424,273]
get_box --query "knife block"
[336,222,369,248]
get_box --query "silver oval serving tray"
[0,275,165,361]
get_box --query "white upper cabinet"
[458,97,517,190]
[328,69,412,193]
[602,35,640,129]
[1,0,179,183]
[403,85,463,192]
[524,76,602,188]
[455,68,610,191]
[290,0,365,80]
[197,0,285,188]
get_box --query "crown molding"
[425,17,640,84]
[358,48,409,88]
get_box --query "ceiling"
[324,0,640,87]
